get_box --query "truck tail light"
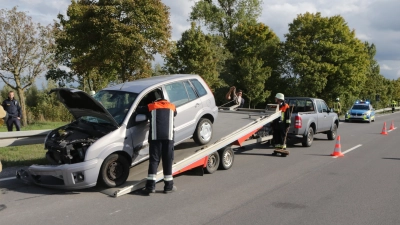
[295,115,302,128]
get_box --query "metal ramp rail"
[109,104,280,197]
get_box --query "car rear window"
[190,79,207,97]
[286,99,314,113]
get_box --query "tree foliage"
[0,7,55,125]
[164,22,228,90]
[54,0,172,90]
[283,12,370,106]
[190,0,262,39]
[227,22,280,107]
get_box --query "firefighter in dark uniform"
[2,91,22,131]
[272,93,291,153]
[138,98,177,194]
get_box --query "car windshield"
[81,90,138,126]
[352,104,369,110]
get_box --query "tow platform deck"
[103,105,280,197]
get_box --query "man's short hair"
[237,89,243,93]
[9,91,14,94]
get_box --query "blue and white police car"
[345,100,376,123]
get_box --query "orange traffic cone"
[389,121,395,131]
[331,136,344,157]
[381,122,388,135]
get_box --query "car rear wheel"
[327,124,337,140]
[99,153,130,188]
[302,127,314,147]
[193,118,213,145]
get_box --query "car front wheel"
[98,153,130,188]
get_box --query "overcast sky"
[1,0,400,82]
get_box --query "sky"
[1,0,400,85]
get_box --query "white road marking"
[0,177,16,182]
[333,144,362,158]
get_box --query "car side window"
[190,79,207,97]
[165,82,190,107]
[184,81,198,101]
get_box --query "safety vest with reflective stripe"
[147,100,177,141]
[280,103,291,124]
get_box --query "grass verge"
[0,144,47,168]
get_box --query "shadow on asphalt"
[382,157,400,160]
[305,154,331,156]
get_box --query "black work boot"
[163,180,177,194]
[145,180,156,194]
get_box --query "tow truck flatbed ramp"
[102,105,280,197]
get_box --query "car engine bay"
[44,120,115,164]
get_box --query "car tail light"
[295,115,302,128]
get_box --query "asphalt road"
[1,112,400,225]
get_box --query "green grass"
[0,121,67,169]
[0,144,48,168]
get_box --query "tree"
[359,42,381,105]
[164,22,228,90]
[190,0,262,39]
[54,0,172,87]
[227,22,280,107]
[0,7,55,125]
[283,12,370,105]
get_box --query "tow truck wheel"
[218,146,234,170]
[205,151,220,174]
[99,153,130,188]
[302,127,314,147]
[193,118,213,145]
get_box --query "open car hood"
[49,88,119,128]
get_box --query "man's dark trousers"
[6,117,20,131]
[273,123,286,147]
[147,140,174,189]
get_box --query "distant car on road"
[345,100,376,123]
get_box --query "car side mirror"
[135,114,147,122]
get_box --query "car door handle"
[195,103,200,107]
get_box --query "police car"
[345,100,376,123]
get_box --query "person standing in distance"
[138,98,177,194]
[2,91,22,131]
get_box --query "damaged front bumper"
[16,158,102,190]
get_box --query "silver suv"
[30,74,218,189]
